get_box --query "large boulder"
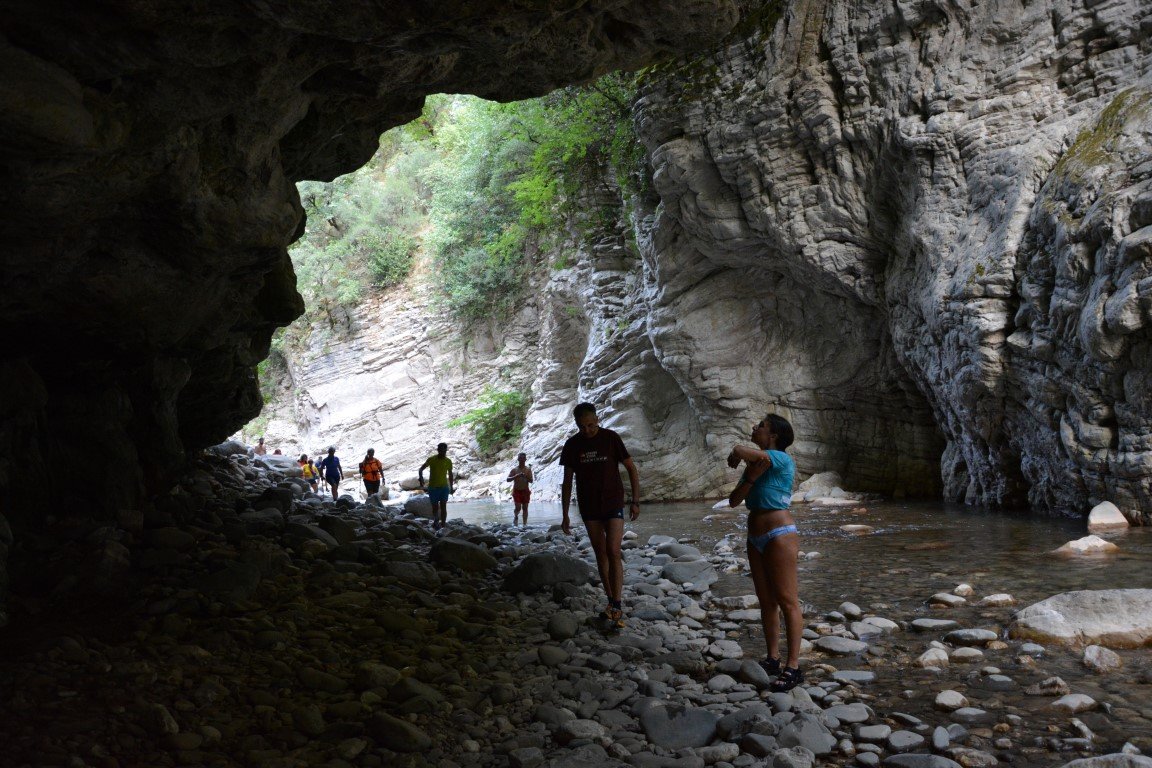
[503,552,595,594]
[430,537,498,573]
[1087,502,1130,531]
[1010,590,1152,648]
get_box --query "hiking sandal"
[769,666,804,692]
[759,656,782,675]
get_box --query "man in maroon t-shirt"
[560,402,640,626]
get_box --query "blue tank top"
[745,450,795,511]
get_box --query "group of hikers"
[252,401,806,692]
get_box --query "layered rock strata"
[632,0,1152,518]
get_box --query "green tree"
[447,388,530,457]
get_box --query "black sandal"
[769,666,804,692]
[759,656,782,675]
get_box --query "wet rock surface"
[2,451,1150,767]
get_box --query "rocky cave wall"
[0,0,751,534]
[627,0,1152,519]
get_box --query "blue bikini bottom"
[747,524,799,553]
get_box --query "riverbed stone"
[942,628,998,646]
[825,703,871,724]
[430,537,498,572]
[1024,676,1070,696]
[638,702,719,749]
[777,713,836,756]
[774,746,817,768]
[1059,756,1152,767]
[1083,645,1123,673]
[951,647,984,663]
[912,619,961,632]
[661,559,718,589]
[814,636,869,655]
[930,593,967,608]
[856,724,892,742]
[950,708,994,724]
[1011,590,1152,648]
[883,757,963,768]
[917,648,950,669]
[1050,694,1098,714]
[1087,501,1130,531]
[556,719,607,744]
[887,731,926,753]
[935,690,968,710]
[833,670,876,685]
[367,712,431,752]
[978,594,1015,607]
[1053,536,1120,556]
[504,552,596,593]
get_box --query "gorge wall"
[626,0,1152,519]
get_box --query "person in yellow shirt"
[298,454,318,493]
[418,443,454,530]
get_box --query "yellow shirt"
[425,455,452,487]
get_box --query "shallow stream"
[449,497,1152,757]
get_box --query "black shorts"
[580,507,625,524]
[364,480,380,494]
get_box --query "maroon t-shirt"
[560,427,630,517]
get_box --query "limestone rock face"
[0,0,750,528]
[631,0,1152,517]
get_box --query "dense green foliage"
[284,72,644,331]
[421,75,642,320]
[447,387,530,457]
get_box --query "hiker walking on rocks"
[560,402,640,627]
[419,443,454,530]
[299,454,319,493]
[507,452,534,527]
[726,413,804,692]
[319,447,343,500]
[359,448,384,497]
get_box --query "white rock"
[1053,536,1120,556]
[978,593,1015,607]
[929,593,967,607]
[1011,589,1152,648]
[1050,694,1097,714]
[935,690,969,710]
[1082,645,1122,673]
[951,647,985,663]
[954,584,975,597]
[798,471,843,496]
[840,524,874,535]
[916,648,949,669]
[1087,501,1130,531]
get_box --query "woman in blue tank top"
[726,413,804,692]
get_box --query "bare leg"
[747,541,782,661]
[522,501,528,527]
[513,502,521,525]
[584,519,625,604]
[764,533,802,668]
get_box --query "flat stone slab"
[1010,589,1152,648]
[944,629,999,646]
[832,670,876,685]
[911,618,960,632]
[813,636,869,655]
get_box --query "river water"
[447,497,1152,757]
